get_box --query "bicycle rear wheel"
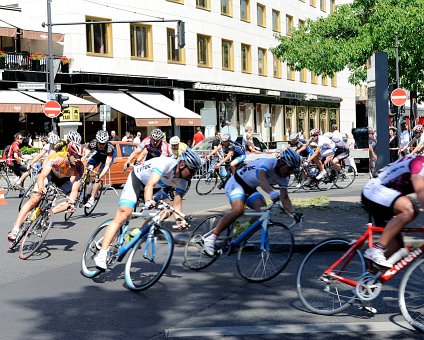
[195,171,218,196]
[84,182,103,216]
[19,209,53,259]
[183,214,223,270]
[335,165,356,189]
[296,239,366,315]
[317,170,337,191]
[18,183,34,211]
[399,258,424,332]
[125,227,174,291]
[236,222,294,282]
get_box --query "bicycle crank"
[355,272,382,301]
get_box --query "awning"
[129,92,201,126]
[87,90,171,126]
[0,26,17,37]
[19,91,98,113]
[22,29,65,43]
[0,90,44,113]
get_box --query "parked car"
[108,141,138,186]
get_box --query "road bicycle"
[184,204,302,282]
[81,199,190,291]
[296,221,424,332]
[0,160,35,198]
[18,163,43,211]
[195,158,238,195]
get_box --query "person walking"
[192,127,204,147]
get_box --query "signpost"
[43,100,61,118]
[391,88,408,107]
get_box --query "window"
[221,0,232,16]
[311,72,318,84]
[240,0,250,22]
[222,39,234,71]
[197,34,212,67]
[330,0,335,13]
[298,19,305,28]
[287,65,295,80]
[322,75,328,86]
[258,48,267,76]
[257,3,266,28]
[241,43,251,73]
[331,74,337,87]
[286,15,294,36]
[120,144,136,157]
[167,28,185,64]
[272,9,280,32]
[86,16,112,55]
[310,0,316,7]
[130,24,152,60]
[320,0,326,12]
[300,68,307,82]
[273,55,281,78]
[196,0,210,10]
[167,0,184,3]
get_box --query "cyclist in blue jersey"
[210,133,246,175]
[289,133,314,158]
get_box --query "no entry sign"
[391,88,408,107]
[43,100,62,118]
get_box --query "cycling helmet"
[96,130,109,143]
[48,133,60,145]
[169,136,180,145]
[67,130,82,143]
[310,129,320,136]
[221,133,231,142]
[67,142,85,157]
[180,147,202,170]
[280,148,301,169]
[151,128,164,141]
[413,125,423,133]
[289,133,299,140]
[324,132,333,139]
[41,136,49,143]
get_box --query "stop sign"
[391,88,408,107]
[43,100,62,118]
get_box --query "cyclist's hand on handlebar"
[269,191,280,203]
[94,175,100,183]
[143,199,156,210]
[176,218,189,230]
[291,211,303,223]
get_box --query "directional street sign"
[43,100,62,118]
[391,88,408,107]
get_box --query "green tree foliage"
[271,0,424,96]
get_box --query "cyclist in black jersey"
[209,133,246,175]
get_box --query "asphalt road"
[0,174,422,339]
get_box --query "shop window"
[272,9,281,32]
[273,54,281,78]
[130,24,152,60]
[309,108,318,132]
[286,15,294,36]
[329,108,337,128]
[222,39,234,71]
[197,34,212,67]
[258,48,267,76]
[320,108,328,132]
[221,0,232,16]
[167,28,185,64]
[196,0,210,10]
[297,107,307,135]
[86,16,112,56]
[257,3,266,28]
[241,43,251,73]
[285,106,294,138]
[240,0,250,22]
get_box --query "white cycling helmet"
[221,133,231,142]
[67,130,82,143]
[96,130,109,143]
[289,133,299,140]
[413,125,423,133]
[180,147,202,170]
[280,148,301,169]
[151,128,164,141]
[48,133,60,145]
[310,129,320,136]
[169,136,180,145]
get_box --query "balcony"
[0,52,69,72]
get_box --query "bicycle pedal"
[358,305,377,314]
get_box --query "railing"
[0,52,67,72]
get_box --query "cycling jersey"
[171,142,188,159]
[290,138,314,157]
[53,139,68,153]
[86,140,116,168]
[138,136,172,161]
[45,151,84,179]
[221,141,246,159]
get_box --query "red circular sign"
[43,100,62,118]
[391,88,408,107]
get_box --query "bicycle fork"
[143,226,157,263]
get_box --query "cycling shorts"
[87,151,116,171]
[11,163,28,177]
[334,148,349,161]
[224,176,264,206]
[320,148,334,158]
[33,173,73,195]
[233,154,246,164]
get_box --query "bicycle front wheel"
[296,239,366,315]
[195,171,218,195]
[236,222,294,282]
[334,165,356,189]
[19,209,53,260]
[399,258,424,332]
[317,171,338,191]
[183,214,223,270]
[18,183,34,211]
[125,227,174,291]
[84,182,103,216]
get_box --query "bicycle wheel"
[19,209,53,259]
[84,182,103,216]
[335,165,356,189]
[236,222,294,282]
[124,227,174,291]
[196,171,218,196]
[81,220,116,278]
[399,258,424,332]
[184,214,223,270]
[8,220,31,250]
[18,182,34,211]
[297,239,366,315]
[317,170,338,191]
[0,174,10,197]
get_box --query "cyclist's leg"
[245,192,266,225]
[52,178,80,214]
[8,191,41,239]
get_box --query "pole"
[395,33,402,146]
[47,0,56,131]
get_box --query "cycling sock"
[374,242,386,250]
[210,232,219,239]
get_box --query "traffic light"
[56,93,69,111]
[177,21,185,48]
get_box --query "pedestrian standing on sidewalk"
[399,122,410,157]
[389,127,398,163]
[192,127,204,147]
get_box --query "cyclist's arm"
[279,187,295,213]
[29,150,45,165]
[410,142,424,155]
[125,147,143,165]
[307,146,320,162]
[216,150,233,167]
[258,169,275,194]
[411,173,424,208]
[297,141,310,154]
[207,145,221,158]
[143,172,161,202]
[36,166,51,193]
[135,148,148,163]
[98,155,113,179]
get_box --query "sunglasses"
[415,131,422,134]
[71,153,83,160]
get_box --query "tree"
[271,0,424,97]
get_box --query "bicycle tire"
[19,209,53,260]
[0,174,10,197]
[236,222,294,282]
[296,238,366,315]
[334,165,356,189]
[399,258,424,332]
[18,183,34,211]
[317,170,338,191]
[84,182,103,216]
[124,227,174,291]
[81,220,116,278]
[183,214,223,270]
[8,220,31,250]
[195,171,218,196]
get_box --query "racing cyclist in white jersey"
[202,149,302,256]
[94,148,202,269]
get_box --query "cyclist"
[7,142,85,242]
[94,147,202,269]
[202,148,302,256]
[124,129,171,169]
[362,154,424,268]
[289,133,314,158]
[29,132,60,167]
[169,136,188,159]
[209,133,246,176]
[408,125,424,155]
[84,130,116,209]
